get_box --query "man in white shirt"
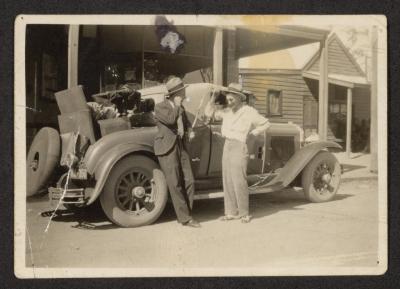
[205,83,270,223]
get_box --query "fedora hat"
[223,82,246,101]
[165,77,188,97]
[222,83,246,101]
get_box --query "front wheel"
[100,155,168,227]
[302,151,341,203]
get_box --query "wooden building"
[240,34,371,154]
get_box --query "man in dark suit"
[154,77,200,228]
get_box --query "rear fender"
[86,143,155,205]
[259,141,341,190]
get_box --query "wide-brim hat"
[165,77,188,97]
[222,82,246,101]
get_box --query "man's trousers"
[157,140,195,223]
[222,138,249,217]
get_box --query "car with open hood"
[26,82,342,227]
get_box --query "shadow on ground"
[40,201,117,230]
[341,164,366,173]
[37,188,354,230]
[192,188,353,223]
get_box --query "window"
[329,102,347,114]
[267,89,282,116]
[329,103,340,114]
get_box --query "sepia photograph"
[14,14,387,278]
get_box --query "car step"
[194,186,294,200]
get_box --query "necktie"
[177,111,184,138]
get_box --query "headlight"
[305,132,321,144]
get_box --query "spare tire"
[27,127,61,197]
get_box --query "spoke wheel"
[100,155,168,227]
[302,151,341,203]
[115,171,154,215]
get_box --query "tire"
[26,127,61,197]
[100,155,168,227]
[302,151,341,203]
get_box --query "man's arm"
[154,102,181,125]
[249,109,270,136]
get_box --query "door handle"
[191,157,201,162]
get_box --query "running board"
[194,185,290,200]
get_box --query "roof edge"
[239,68,302,75]
[301,32,366,77]
[302,71,370,88]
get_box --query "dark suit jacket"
[154,99,190,156]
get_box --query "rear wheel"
[100,155,168,227]
[26,127,60,197]
[302,151,341,203]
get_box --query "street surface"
[25,178,379,269]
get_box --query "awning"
[302,71,370,88]
[236,25,329,58]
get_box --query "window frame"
[267,89,283,117]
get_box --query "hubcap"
[313,162,336,195]
[30,152,39,171]
[321,173,332,184]
[132,186,146,198]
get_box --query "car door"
[183,84,214,179]
[185,124,210,178]
[207,122,224,177]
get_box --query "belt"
[225,138,244,144]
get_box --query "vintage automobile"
[26,83,342,227]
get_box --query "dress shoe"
[240,215,252,223]
[182,219,201,228]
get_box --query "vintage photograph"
[14,15,387,277]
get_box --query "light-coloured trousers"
[222,138,249,217]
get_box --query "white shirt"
[217,105,269,143]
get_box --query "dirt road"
[25,178,380,271]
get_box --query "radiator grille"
[270,136,295,170]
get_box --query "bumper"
[48,186,85,205]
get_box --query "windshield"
[182,83,214,126]
[139,82,224,127]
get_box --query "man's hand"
[249,130,258,137]
[173,96,183,107]
[188,131,196,142]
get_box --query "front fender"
[256,141,341,191]
[86,143,154,205]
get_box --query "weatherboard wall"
[240,70,312,127]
